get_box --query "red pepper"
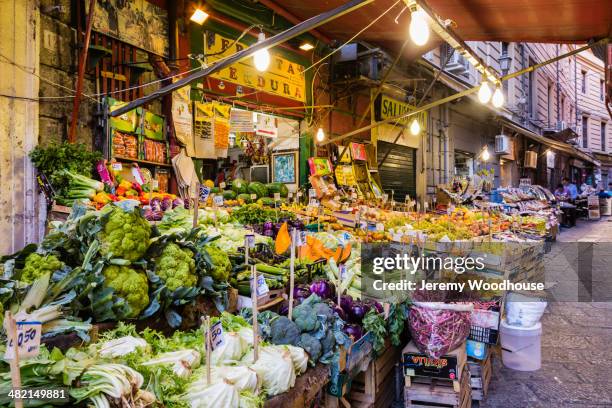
[132,182,143,194]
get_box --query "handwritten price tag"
[5,321,41,360]
[151,179,159,190]
[308,188,316,198]
[199,185,211,202]
[250,194,257,200]
[213,195,224,207]
[273,193,281,201]
[339,264,347,280]
[296,231,307,246]
[210,321,224,351]
[219,182,226,189]
[255,274,269,296]
[111,162,122,171]
[245,234,255,249]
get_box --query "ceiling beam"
[256,0,332,44]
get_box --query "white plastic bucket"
[505,293,547,327]
[500,319,542,371]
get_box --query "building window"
[501,42,509,56]
[547,83,553,126]
[528,59,536,117]
[602,122,607,152]
[601,80,605,102]
[582,116,588,148]
[581,70,587,93]
[560,95,565,123]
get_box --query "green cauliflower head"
[155,243,197,291]
[98,206,151,261]
[102,265,150,318]
[21,253,63,284]
[204,245,231,282]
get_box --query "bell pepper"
[118,180,133,190]
[93,191,112,205]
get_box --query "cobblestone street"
[483,217,612,407]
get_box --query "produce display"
[1,152,561,408]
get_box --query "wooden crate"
[402,342,467,390]
[404,366,471,408]
[348,341,399,408]
[468,351,492,401]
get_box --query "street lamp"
[478,81,492,104]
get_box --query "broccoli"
[102,265,150,318]
[320,329,336,355]
[312,302,334,320]
[292,303,318,332]
[293,303,319,332]
[155,243,197,291]
[297,332,322,362]
[270,316,300,346]
[98,205,151,261]
[20,253,63,283]
[203,245,231,282]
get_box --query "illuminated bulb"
[410,119,420,135]
[492,86,504,108]
[253,32,271,72]
[481,146,490,161]
[478,81,492,104]
[316,128,325,142]
[190,9,209,25]
[409,10,430,46]
[299,42,314,51]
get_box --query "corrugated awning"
[499,117,601,166]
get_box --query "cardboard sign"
[5,321,41,360]
[210,321,225,351]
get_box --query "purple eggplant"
[349,301,367,323]
[343,324,363,341]
[364,299,383,314]
[340,295,354,315]
[332,304,346,321]
[309,279,335,299]
[293,284,311,299]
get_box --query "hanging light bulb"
[478,81,492,104]
[253,32,270,72]
[409,9,429,46]
[316,128,325,142]
[481,146,490,161]
[410,118,420,135]
[492,86,504,108]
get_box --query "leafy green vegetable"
[388,303,407,347]
[29,142,102,194]
[297,332,321,362]
[200,245,231,282]
[97,205,151,261]
[363,308,386,354]
[270,316,300,346]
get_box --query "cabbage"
[245,346,296,396]
[211,332,248,365]
[238,326,254,345]
[212,366,258,392]
[239,391,265,408]
[186,380,239,408]
[268,345,308,375]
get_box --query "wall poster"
[88,0,169,57]
[272,152,298,184]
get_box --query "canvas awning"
[498,117,601,166]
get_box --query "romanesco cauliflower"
[155,243,197,291]
[21,253,63,283]
[98,206,151,261]
[102,265,150,318]
[204,245,231,282]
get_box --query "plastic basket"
[469,326,499,345]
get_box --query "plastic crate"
[468,326,499,345]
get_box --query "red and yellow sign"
[204,32,306,102]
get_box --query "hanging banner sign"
[172,84,194,156]
[230,109,255,132]
[255,113,278,138]
[376,94,427,128]
[204,31,306,102]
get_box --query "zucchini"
[255,263,288,276]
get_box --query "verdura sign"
[204,31,306,102]
[377,94,427,128]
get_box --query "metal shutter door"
[376,141,416,201]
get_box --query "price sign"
[273,193,281,201]
[151,179,159,190]
[199,185,211,202]
[255,274,269,296]
[424,201,429,211]
[296,231,307,246]
[339,264,347,280]
[288,192,293,199]
[308,188,316,198]
[297,191,303,197]
[210,321,225,351]
[111,162,123,171]
[250,194,257,200]
[376,223,385,232]
[219,182,226,189]
[5,321,41,360]
[309,199,320,207]
[382,194,389,203]
[213,195,224,207]
[245,234,255,249]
